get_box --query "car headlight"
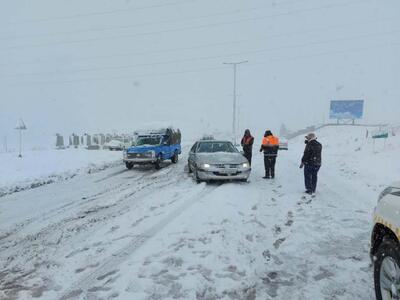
[202,163,210,168]
[123,151,127,158]
[242,163,249,168]
[378,187,394,202]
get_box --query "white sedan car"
[371,181,400,300]
[188,140,251,183]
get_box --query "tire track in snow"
[0,169,151,247]
[0,163,182,265]
[93,168,130,183]
[0,159,183,247]
[1,170,176,250]
[0,164,190,298]
[59,183,220,300]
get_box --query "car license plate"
[223,169,236,175]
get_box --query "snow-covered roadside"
[0,148,122,197]
[307,125,400,188]
[0,125,399,299]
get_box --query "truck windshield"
[136,136,161,146]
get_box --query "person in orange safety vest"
[259,130,280,179]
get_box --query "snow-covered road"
[1,126,398,299]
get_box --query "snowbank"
[292,124,400,189]
[0,148,122,197]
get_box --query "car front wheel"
[171,152,178,163]
[374,238,400,300]
[194,169,201,183]
[125,162,133,170]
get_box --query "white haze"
[0,0,399,147]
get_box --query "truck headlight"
[242,163,249,168]
[144,151,154,158]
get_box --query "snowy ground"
[0,148,122,197]
[0,126,399,299]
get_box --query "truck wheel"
[155,155,162,170]
[374,238,400,300]
[126,162,133,170]
[171,152,178,163]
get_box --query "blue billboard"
[329,100,364,119]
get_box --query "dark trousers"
[264,156,276,178]
[244,151,252,165]
[304,164,321,193]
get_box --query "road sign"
[330,100,364,120]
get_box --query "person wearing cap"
[241,129,254,165]
[300,133,322,195]
[259,130,280,179]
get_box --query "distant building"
[69,133,80,148]
[83,134,92,147]
[56,134,65,149]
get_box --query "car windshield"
[136,136,161,146]
[197,142,238,153]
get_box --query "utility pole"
[223,60,248,145]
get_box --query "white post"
[18,129,22,158]
[15,118,27,158]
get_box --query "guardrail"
[284,123,389,140]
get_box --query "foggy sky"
[0,0,399,147]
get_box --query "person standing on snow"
[241,129,254,165]
[300,133,322,195]
[259,130,279,179]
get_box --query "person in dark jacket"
[259,130,279,179]
[300,133,322,195]
[241,129,254,165]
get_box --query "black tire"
[374,238,400,300]
[194,169,201,183]
[188,161,193,173]
[125,162,133,170]
[154,155,162,170]
[171,152,178,163]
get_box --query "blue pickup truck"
[123,128,181,170]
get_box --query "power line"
[4,41,399,87]
[2,28,399,79]
[5,65,230,86]
[0,0,307,41]
[1,14,397,68]
[0,0,191,27]
[0,0,369,51]
[252,40,400,66]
